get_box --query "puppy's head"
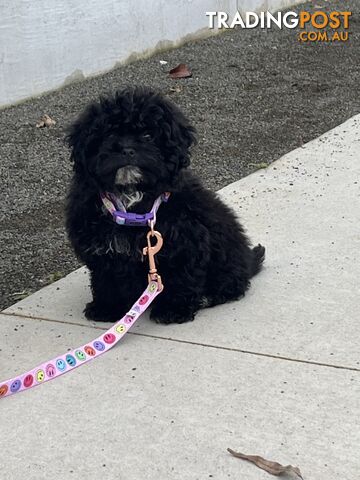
[66,87,196,194]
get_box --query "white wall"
[0,0,305,107]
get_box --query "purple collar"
[101,192,170,227]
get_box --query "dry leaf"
[36,114,56,128]
[249,162,268,170]
[169,85,183,94]
[10,290,32,301]
[227,448,303,479]
[169,63,192,79]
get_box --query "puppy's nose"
[121,147,136,158]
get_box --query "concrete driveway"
[1,115,359,479]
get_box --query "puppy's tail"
[250,244,265,277]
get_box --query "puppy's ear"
[159,96,197,169]
[65,103,103,175]
[65,121,84,173]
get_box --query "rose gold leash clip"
[143,230,164,291]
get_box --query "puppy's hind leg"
[205,244,265,308]
[205,271,250,308]
[150,270,206,324]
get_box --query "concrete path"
[1,115,359,479]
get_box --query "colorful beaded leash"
[0,229,164,399]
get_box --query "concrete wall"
[0,0,305,107]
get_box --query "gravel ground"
[0,0,359,310]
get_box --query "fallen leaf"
[48,271,64,284]
[36,114,56,128]
[169,85,183,94]
[10,290,32,301]
[248,162,268,170]
[169,63,192,79]
[227,449,303,479]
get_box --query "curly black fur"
[65,87,265,324]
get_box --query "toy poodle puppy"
[65,87,265,324]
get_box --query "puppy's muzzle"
[115,166,143,186]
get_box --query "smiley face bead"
[116,324,126,334]
[10,380,22,393]
[0,384,8,397]
[148,283,157,293]
[36,370,45,382]
[84,346,96,356]
[75,350,86,361]
[46,364,56,377]
[56,359,66,372]
[93,341,105,351]
[103,333,116,344]
[24,374,34,388]
[65,354,76,367]
[124,316,133,325]
[139,295,149,305]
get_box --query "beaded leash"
[0,228,165,399]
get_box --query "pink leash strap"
[0,281,162,399]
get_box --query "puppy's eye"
[143,133,153,141]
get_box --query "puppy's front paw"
[84,301,119,322]
[150,306,195,325]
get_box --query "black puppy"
[66,87,265,324]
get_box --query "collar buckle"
[113,211,154,227]
[101,192,170,229]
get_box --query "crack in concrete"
[2,310,359,373]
